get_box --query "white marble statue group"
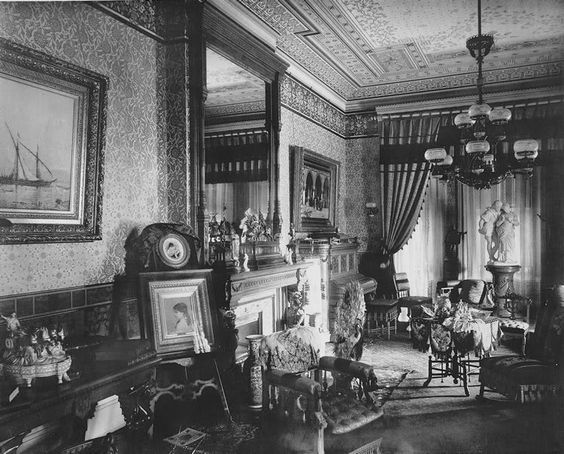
[479,200,520,264]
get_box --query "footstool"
[365,299,398,339]
[499,319,530,356]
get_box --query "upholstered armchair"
[478,284,564,403]
[258,326,383,454]
[448,279,495,309]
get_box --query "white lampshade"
[489,107,511,124]
[466,140,490,154]
[513,139,539,159]
[438,154,454,166]
[454,112,474,128]
[424,148,447,163]
[469,103,491,119]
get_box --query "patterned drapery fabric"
[379,161,431,263]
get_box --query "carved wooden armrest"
[264,369,322,397]
[318,357,376,382]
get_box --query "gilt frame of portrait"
[0,38,107,244]
[139,270,218,359]
[290,146,339,234]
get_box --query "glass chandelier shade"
[425,0,538,189]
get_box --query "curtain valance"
[379,97,563,164]
[205,129,269,184]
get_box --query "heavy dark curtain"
[378,111,457,265]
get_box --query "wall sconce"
[365,202,378,217]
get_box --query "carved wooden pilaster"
[266,75,282,237]
[155,0,205,227]
[187,0,207,260]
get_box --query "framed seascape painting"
[0,38,107,243]
[139,270,219,359]
[290,146,339,234]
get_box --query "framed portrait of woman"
[139,269,218,359]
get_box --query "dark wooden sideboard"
[0,343,160,444]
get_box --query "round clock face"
[157,233,190,269]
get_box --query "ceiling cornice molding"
[350,62,562,101]
[281,75,378,138]
[206,100,266,117]
[284,60,348,111]
[375,85,564,115]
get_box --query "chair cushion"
[398,296,432,308]
[261,326,321,373]
[456,280,487,305]
[499,319,529,331]
[322,391,383,434]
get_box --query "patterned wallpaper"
[0,2,381,297]
[279,107,345,247]
[0,2,161,296]
[279,105,380,252]
[344,137,381,251]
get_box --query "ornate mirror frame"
[200,5,288,244]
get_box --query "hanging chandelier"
[424,0,539,190]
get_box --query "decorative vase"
[243,334,264,410]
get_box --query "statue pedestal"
[485,264,521,317]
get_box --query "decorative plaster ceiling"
[212,0,564,110]
[206,47,265,117]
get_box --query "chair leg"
[477,383,485,400]
[387,321,391,340]
[461,362,469,397]
[423,355,432,387]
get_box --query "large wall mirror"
[204,47,268,227]
[202,5,288,242]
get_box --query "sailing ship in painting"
[0,123,57,187]
[0,123,70,212]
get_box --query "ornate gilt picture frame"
[0,38,107,243]
[139,269,219,359]
[290,146,339,234]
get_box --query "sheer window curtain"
[205,181,268,225]
[458,174,543,301]
[395,177,449,296]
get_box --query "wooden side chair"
[393,273,432,328]
[478,284,564,403]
